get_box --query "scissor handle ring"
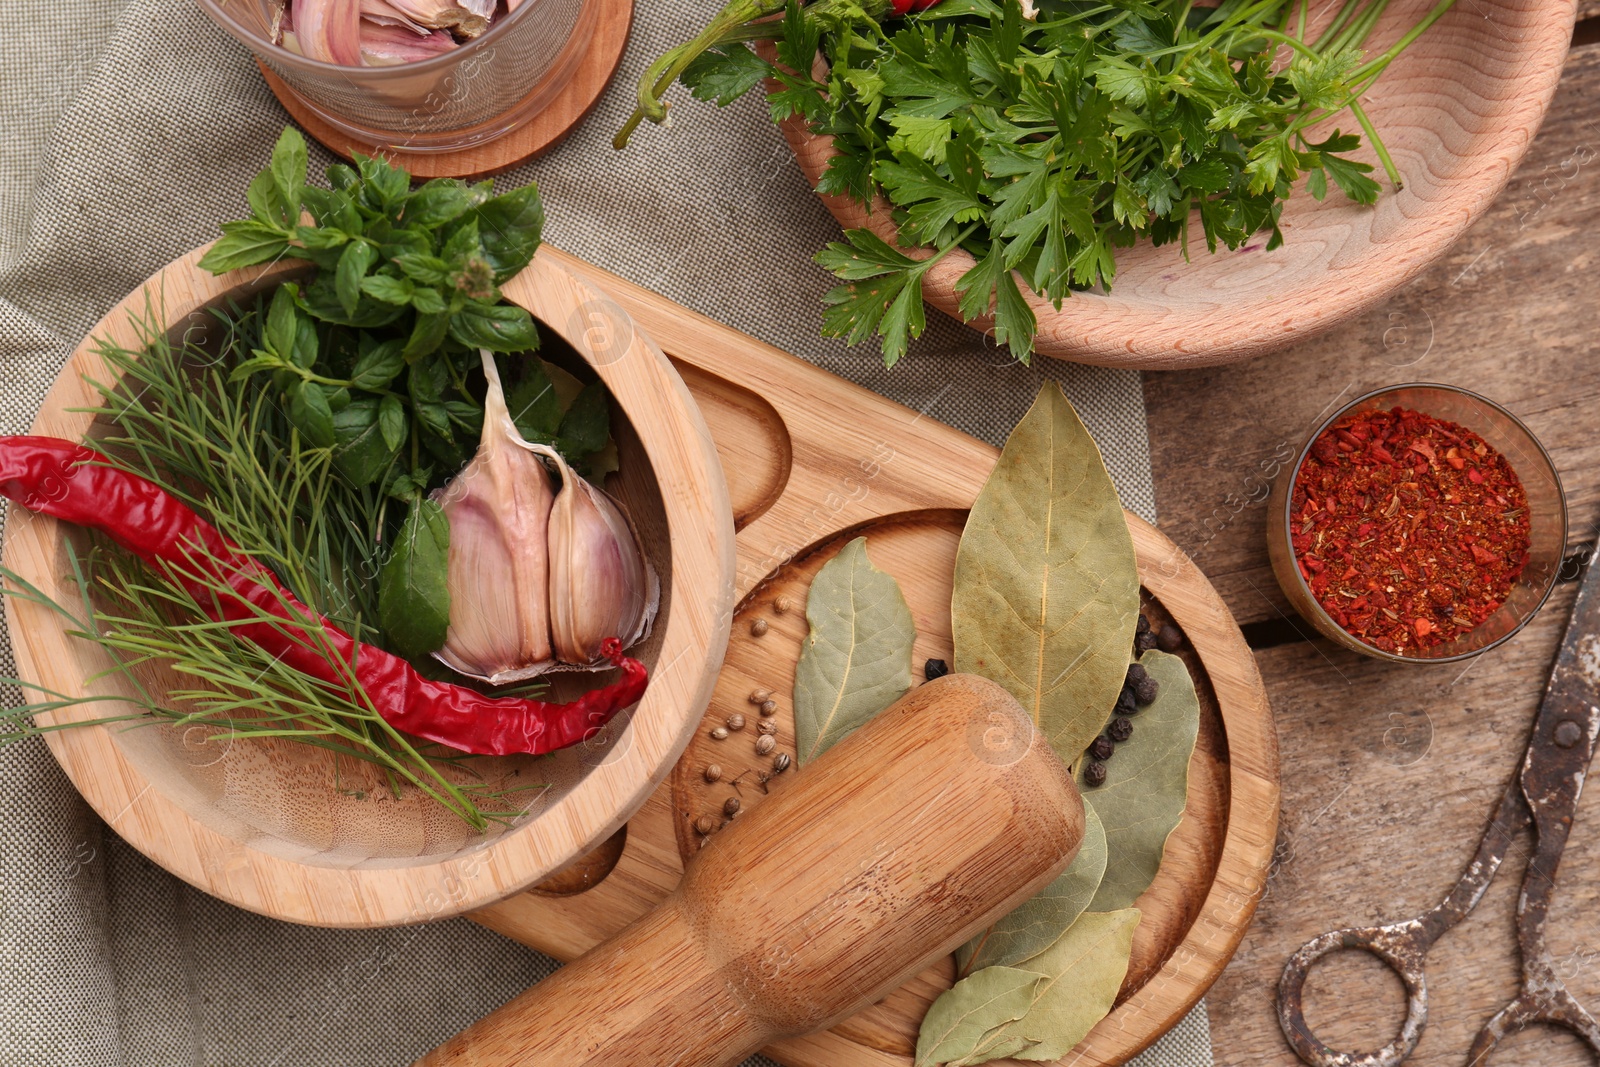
[1277,924,1431,1067]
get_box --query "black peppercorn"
[1084,760,1108,787]
[1109,716,1133,742]
[1133,675,1160,705]
[1156,623,1184,652]
[1136,613,1151,634]
[1089,735,1115,761]
[1134,631,1158,654]
[1126,662,1148,686]
[1116,686,1137,715]
[924,658,949,682]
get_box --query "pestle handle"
[419,673,1084,1067]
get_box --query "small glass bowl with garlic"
[198,0,600,152]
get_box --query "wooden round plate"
[0,244,734,927]
[669,509,1276,1065]
[772,0,1575,368]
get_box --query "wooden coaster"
[260,0,633,180]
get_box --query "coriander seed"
[749,687,771,705]
[755,734,776,756]
[694,814,716,835]
[772,752,792,773]
[723,797,741,817]
[710,725,729,740]
[757,719,777,736]
[703,763,723,783]
[750,618,769,637]
[759,699,777,717]
[726,712,746,732]
[774,595,793,614]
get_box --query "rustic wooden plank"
[1143,41,1600,630]
[1202,574,1600,1065]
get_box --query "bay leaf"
[919,909,1142,1067]
[956,801,1108,975]
[952,382,1139,768]
[1085,650,1200,912]
[914,966,1042,1067]
[793,537,916,763]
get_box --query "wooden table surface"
[1141,18,1600,1067]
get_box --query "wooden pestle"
[419,673,1084,1067]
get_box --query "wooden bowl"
[0,246,736,927]
[775,0,1576,368]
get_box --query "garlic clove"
[431,353,556,685]
[360,0,430,34]
[381,0,491,37]
[545,447,660,668]
[359,19,458,64]
[292,0,364,65]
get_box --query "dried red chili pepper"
[1290,407,1531,654]
[0,436,647,757]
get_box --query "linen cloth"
[0,0,1210,1064]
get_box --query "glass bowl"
[198,0,597,152]
[1266,383,1567,664]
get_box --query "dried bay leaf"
[793,536,916,763]
[1085,650,1201,912]
[956,801,1108,975]
[919,909,1142,1067]
[914,966,1042,1067]
[952,382,1139,768]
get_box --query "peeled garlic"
[433,351,658,684]
[431,354,557,685]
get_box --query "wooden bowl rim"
[770,0,1576,369]
[1,243,736,928]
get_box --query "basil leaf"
[464,184,544,281]
[335,240,377,317]
[379,497,452,659]
[448,302,539,352]
[504,359,563,440]
[356,153,409,210]
[269,126,307,221]
[402,310,452,361]
[299,275,408,328]
[394,253,451,286]
[404,179,483,228]
[247,170,292,229]
[288,381,336,448]
[330,398,399,486]
[556,380,610,458]
[350,338,405,390]
[228,353,283,383]
[361,274,414,305]
[265,285,299,360]
[198,221,290,274]
[410,286,446,315]
[378,393,407,452]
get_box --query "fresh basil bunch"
[200,127,612,659]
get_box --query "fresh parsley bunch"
[657,0,1457,365]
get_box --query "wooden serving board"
[465,248,1281,1067]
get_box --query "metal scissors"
[1277,552,1600,1067]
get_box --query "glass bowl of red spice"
[1267,384,1566,663]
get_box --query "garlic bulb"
[431,355,557,685]
[433,351,658,684]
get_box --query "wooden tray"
[467,248,1282,1066]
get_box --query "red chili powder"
[1290,406,1532,655]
